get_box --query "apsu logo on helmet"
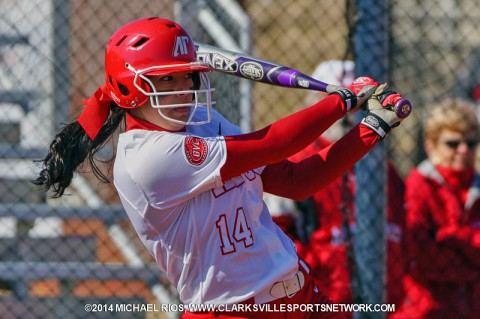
[174,36,190,57]
[184,136,209,166]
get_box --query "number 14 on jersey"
[215,208,254,255]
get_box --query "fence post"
[52,0,71,127]
[353,0,389,318]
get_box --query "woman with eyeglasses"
[394,98,480,319]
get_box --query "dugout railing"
[0,204,178,319]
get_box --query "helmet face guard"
[126,63,215,126]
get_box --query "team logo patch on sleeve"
[184,136,209,166]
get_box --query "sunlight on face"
[428,129,478,170]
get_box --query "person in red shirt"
[393,98,480,319]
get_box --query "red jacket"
[288,137,406,312]
[394,159,480,319]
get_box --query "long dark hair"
[33,102,126,197]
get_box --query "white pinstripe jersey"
[113,109,298,305]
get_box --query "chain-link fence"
[1,0,480,318]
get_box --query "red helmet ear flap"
[117,82,130,96]
[104,68,151,108]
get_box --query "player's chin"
[173,107,191,114]
[170,107,192,122]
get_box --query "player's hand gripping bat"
[194,42,411,118]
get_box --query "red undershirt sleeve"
[261,124,379,201]
[220,94,348,181]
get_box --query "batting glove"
[330,76,379,112]
[361,83,412,139]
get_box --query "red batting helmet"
[104,17,214,125]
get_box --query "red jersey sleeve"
[220,95,349,181]
[260,124,379,201]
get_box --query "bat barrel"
[194,41,331,93]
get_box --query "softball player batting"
[34,17,411,319]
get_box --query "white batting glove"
[361,83,412,139]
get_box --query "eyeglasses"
[440,138,479,150]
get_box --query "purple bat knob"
[395,99,412,119]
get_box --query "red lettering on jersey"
[211,169,261,198]
[212,176,245,198]
[184,136,208,166]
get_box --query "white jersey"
[113,109,298,305]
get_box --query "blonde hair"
[424,98,479,142]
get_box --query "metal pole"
[52,0,71,127]
[353,0,389,318]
